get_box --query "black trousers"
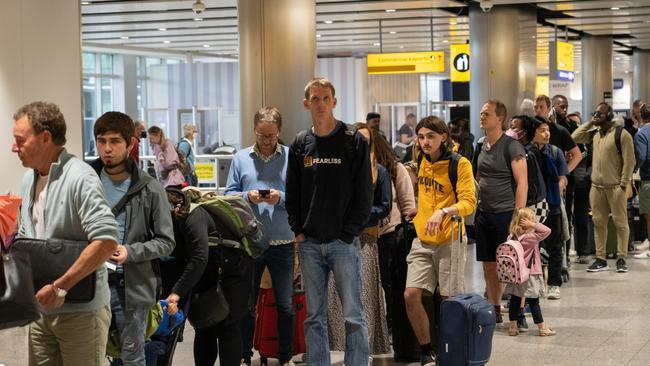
[573,182,594,256]
[193,248,253,366]
[508,296,543,324]
[542,213,563,287]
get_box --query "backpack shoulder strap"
[615,125,623,154]
[293,130,308,158]
[343,123,357,161]
[448,152,461,200]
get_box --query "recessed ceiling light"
[203,44,210,48]
[163,40,171,44]
[120,36,129,40]
[193,18,203,21]
[81,1,91,5]
[450,21,457,25]
[324,20,333,24]
[373,42,381,46]
[532,35,536,39]
[316,34,322,38]
[386,9,396,13]
[399,46,404,49]
[616,57,621,60]
[389,31,397,34]
[443,40,449,43]
[158,28,167,31]
[611,7,620,10]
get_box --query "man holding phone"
[225,106,296,366]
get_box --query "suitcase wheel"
[260,357,268,366]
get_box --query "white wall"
[0,0,83,194]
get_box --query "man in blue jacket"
[13,101,120,366]
[226,106,296,366]
[286,77,373,366]
[91,111,175,365]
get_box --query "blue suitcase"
[438,293,496,366]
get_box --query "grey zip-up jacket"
[90,157,175,310]
[18,150,119,314]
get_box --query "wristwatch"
[441,208,450,216]
[52,284,67,298]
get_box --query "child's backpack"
[190,191,266,258]
[496,235,532,284]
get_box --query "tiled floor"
[2,244,650,366]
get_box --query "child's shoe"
[538,328,556,337]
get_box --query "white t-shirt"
[32,173,49,239]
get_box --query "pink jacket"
[153,140,185,187]
[517,223,551,275]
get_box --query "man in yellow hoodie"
[404,116,477,366]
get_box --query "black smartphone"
[259,189,270,198]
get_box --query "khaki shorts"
[405,237,466,297]
[639,181,650,214]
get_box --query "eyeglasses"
[255,132,279,141]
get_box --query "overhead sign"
[367,51,444,74]
[549,40,575,82]
[536,76,549,97]
[450,44,470,82]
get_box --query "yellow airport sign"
[536,75,549,97]
[195,162,215,181]
[450,44,470,82]
[556,40,574,72]
[367,51,444,74]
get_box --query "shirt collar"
[252,143,282,162]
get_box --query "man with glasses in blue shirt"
[226,106,296,366]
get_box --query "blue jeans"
[109,278,149,366]
[241,243,296,363]
[299,238,369,366]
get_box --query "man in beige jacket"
[572,102,635,273]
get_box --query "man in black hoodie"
[286,77,373,366]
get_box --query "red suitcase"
[253,288,307,363]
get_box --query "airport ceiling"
[82,0,650,74]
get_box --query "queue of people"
[5,82,648,366]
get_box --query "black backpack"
[475,136,546,207]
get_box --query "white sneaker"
[282,361,296,366]
[634,239,649,252]
[634,250,650,259]
[547,286,561,300]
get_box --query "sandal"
[508,328,519,336]
[538,328,556,337]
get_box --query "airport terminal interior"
[2,0,650,365]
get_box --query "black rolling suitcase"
[390,219,441,362]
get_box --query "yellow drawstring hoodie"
[413,151,477,245]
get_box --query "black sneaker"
[421,352,436,366]
[495,312,503,324]
[586,258,609,272]
[616,258,628,273]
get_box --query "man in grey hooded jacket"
[90,111,175,365]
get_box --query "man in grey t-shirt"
[474,100,527,324]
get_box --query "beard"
[103,154,129,170]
